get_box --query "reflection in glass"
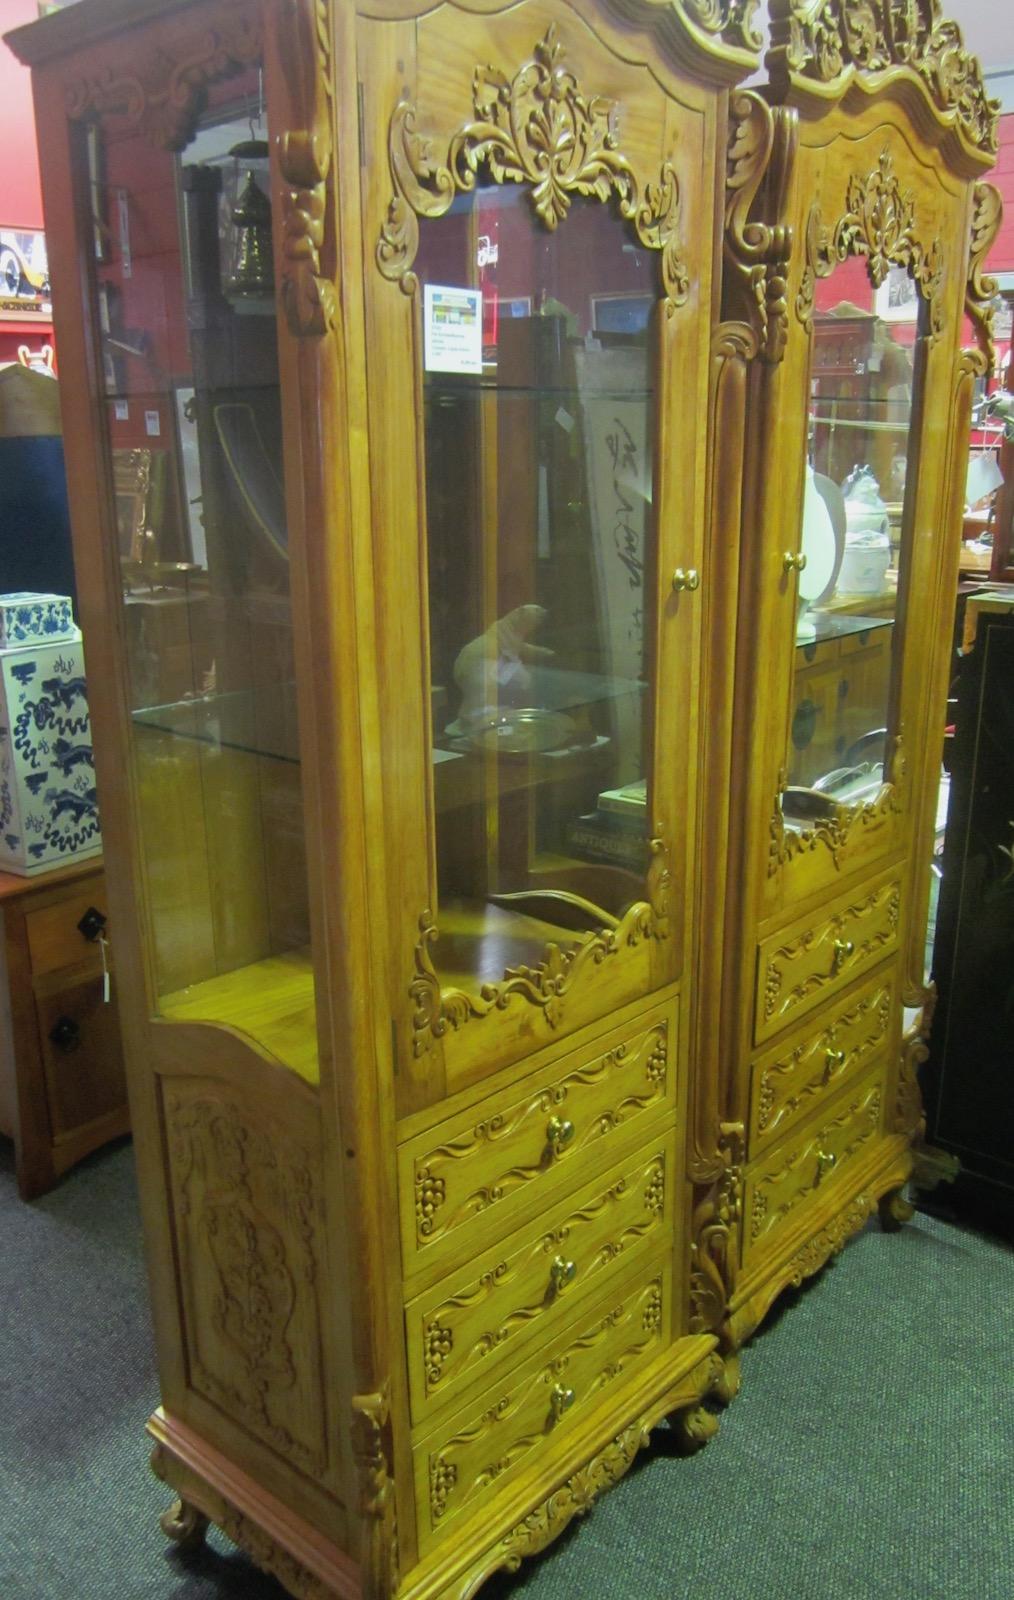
[784,270,923,823]
[86,78,318,1083]
[418,185,659,990]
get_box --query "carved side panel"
[350,1386,399,1600]
[689,1122,744,1334]
[162,1080,332,1483]
[965,181,1003,378]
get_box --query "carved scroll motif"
[411,836,671,1056]
[275,0,337,336]
[724,92,796,362]
[769,737,906,872]
[350,1385,399,1599]
[767,0,999,155]
[689,1121,744,1334]
[64,3,262,148]
[377,26,689,314]
[965,181,1003,378]
[681,0,764,53]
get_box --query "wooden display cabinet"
[712,1,1001,1354]
[5,0,998,1596]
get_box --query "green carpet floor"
[2,1136,1012,1600]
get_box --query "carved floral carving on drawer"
[410,1022,670,1252]
[753,979,893,1147]
[748,1079,883,1254]
[759,878,900,1040]
[421,1272,667,1537]
[412,1151,668,1412]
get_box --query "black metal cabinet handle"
[77,906,107,942]
[49,1016,81,1052]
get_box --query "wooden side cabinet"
[0,859,127,1198]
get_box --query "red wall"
[990,113,1014,275]
[0,0,51,363]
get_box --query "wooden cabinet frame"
[5,0,999,1595]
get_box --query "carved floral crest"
[768,0,999,155]
[377,26,689,314]
[797,150,943,337]
[411,836,671,1057]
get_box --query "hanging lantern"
[223,138,273,307]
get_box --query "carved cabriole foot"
[712,1351,741,1405]
[669,1402,720,1455]
[878,1186,915,1232]
[911,1143,961,1193]
[159,1494,209,1552]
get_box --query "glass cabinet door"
[782,260,925,838]
[417,185,658,989]
[81,73,319,1084]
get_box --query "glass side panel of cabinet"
[416,185,659,992]
[783,261,925,830]
[82,77,318,1084]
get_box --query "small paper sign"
[144,409,160,437]
[424,284,482,375]
[114,400,129,421]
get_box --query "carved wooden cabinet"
[5,0,999,1595]
[710,2,1002,1354]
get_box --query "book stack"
[567,779,647,870]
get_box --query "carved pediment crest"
[377,26,689,314]
[768,0,999,155]
[796,150,942,338]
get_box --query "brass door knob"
[549,1383,576,1424]
[671,567,701,592]
[546,1116,575,1156]
[549,1256,577,1295]
[782,551,808,573]
[831,938,855,974]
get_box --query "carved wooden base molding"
[401,1338,723,1600]
[725,1136,913,1349]
[148,1409,358,1600]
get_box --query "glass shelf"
[132,686,300,765]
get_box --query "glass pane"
[85,76,317,1084]
[417,186,658,991]
[784,260,924,823]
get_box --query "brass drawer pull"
[549,1383,576,1424]
[783,551,807,574]
[816,1149,838,1183]
[671,567,701,593]
[546,1116,575,1156]
[824,1047,846,1081]
[831,938,854,975]
[549,1256,577,1296]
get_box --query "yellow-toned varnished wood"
[404,1131,674,1423]
[754,869,901,1046]
[412,1257,672,1549]
[6,0,994,1593]
[160,950,318,1085]
[398,1003,676,1277]
[749,966,896,1152]
[743,1064,886,1265]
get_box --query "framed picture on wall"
[875,265,920,323]
[590,292,654,337]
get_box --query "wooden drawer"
[36,975,125,1139]
[26,886,108,977]
[414,1259,671,1548]
[404,1135,673,1424]
[399,1005,675,1276]
[749,970,895,1153]
[754,873,900,1046]
[743,1068,885,1266]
